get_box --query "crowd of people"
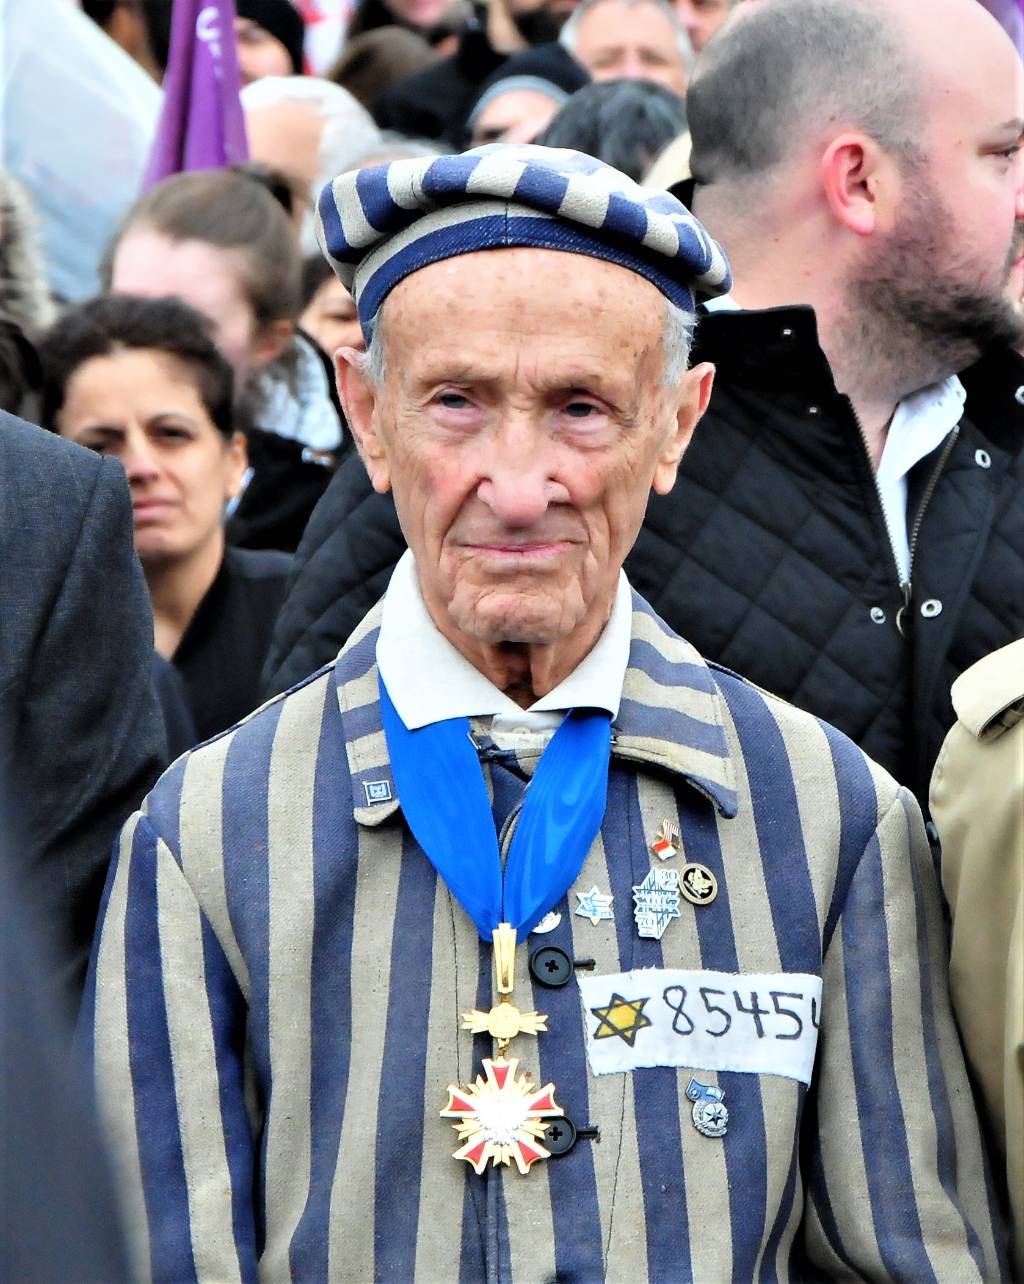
[1,0,1023,1278]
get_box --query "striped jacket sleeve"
[85,811,258,1284]
[805,785,1007,1280]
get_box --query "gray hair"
[688,0,923,187]
[360,295,693,387]
[560,0,695,70]
[240,75,383,188]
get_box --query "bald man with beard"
[627,0,1024,806]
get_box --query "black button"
[542,1116,577,1155]
[529,945,573,988]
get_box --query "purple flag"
[144,0,249,188]
[978,0,1024,49]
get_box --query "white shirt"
[876,377,965,582]
[701,294,966,582]
[376,551,632,748]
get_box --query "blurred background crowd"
[0,0,777,766]
[0,0,1023,1274]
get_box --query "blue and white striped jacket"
[84,593,1005,1282]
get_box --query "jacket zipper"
[498,799,524,867]
[847,398,960,638]
[896,425,960,636]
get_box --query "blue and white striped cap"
[315,144,731,340]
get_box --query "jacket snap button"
[974,449,991,469]
[781,327,793,338]
[1015,385,1024,407]
[920,599,942,619]
[541,1116,578,1156]
[807,405,820,415]
[529,945,573,988]
[869,606,886,624]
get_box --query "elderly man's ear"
[335,348,393,494]
[651,361,714,495]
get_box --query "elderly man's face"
[573,0,689,94]
[338,249,711,650]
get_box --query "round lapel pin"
[679,862,718,906]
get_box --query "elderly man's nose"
[476,459,555,526]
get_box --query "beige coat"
[931,637,1024,1279]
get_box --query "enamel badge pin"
[531,910,562,935]
[679,862,718,906]
[686,1078,728,1137]
[632,867,681,939]
[575,885,614,926]
[651,819,681,860]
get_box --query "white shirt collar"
[700,293,741,313]
[377,550,633,732]
[876,375,965,582]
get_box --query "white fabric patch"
[578,967,822,1084]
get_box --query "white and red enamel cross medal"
[441,923,563,1175]
[441,1055,563,1175]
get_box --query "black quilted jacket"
[262,305,1024,804]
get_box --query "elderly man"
[86,147,1002,1281]
[560,0,692,93]
[265,0,1024,808]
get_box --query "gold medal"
[442,923,562,1175]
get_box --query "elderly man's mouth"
[467,541,576,564]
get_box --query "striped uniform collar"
[334,591,738,827]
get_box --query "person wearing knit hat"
[465,43,589,144]
[86,143,1000,1282]
[316,144,729,337]
[235,0,306,83]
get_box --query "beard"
[851,170,1024,380]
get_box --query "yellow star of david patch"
[590,993,653,1047]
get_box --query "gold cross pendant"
[460,923,548,1050]
[462,1003,548,1041]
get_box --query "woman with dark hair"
[234,0,306,85]
[39,295,292,755]
[102,167,342,552]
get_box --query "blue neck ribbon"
[379,676,613,939]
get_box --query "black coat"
[372,18,506,143]
[157,545,293,754]
[634,308,1024,804]
[0,412,165,1000]
[262,310,1024,804]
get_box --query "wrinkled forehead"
[376,247,671,383]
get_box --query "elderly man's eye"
[438,392,471,410]
[564,401,599,418]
